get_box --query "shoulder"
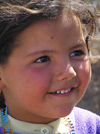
[73,106,100,119]
[73,107,100,134]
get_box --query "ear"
[0,78,5,89]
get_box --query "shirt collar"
[7,110,75,134]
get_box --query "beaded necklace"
[0,107,76,134]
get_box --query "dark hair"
[0,0,98,108]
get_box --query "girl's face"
[0,15,91,123]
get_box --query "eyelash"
[34,56,51,63]
[34,50,85,63]
[70,50,85,57]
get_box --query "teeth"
[57,91,60,94]
[65,89,71,93]
[55,89,71,94]
[61,90,65,94]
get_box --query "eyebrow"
[71,43,86,49]
[25,43,86,58]
[72,42,87,49]
[25,50,56,57]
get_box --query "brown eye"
[70,50,85,57]
[34,56,50,63]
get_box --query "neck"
[7,106,58,124]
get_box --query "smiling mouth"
[49,88,74,94]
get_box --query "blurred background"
[77,0,100,115]
[91,0,100,11]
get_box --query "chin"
[52,108,73,118]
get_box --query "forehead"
[17,14,82,43]
[14,14,83,56]
[7,13,84,61]
[20,13,80,33]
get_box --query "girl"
[0,0,100,134]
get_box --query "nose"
[56,63,76,81]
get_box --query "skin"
[0,14,91,124]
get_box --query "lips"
[49,88,75,94]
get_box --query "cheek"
[22,67,53,93]
[73,60,91,104]
[76,60,91,88]
[7,67,53,106]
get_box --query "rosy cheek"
[76,60,91,84]
[26,67,52,90]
